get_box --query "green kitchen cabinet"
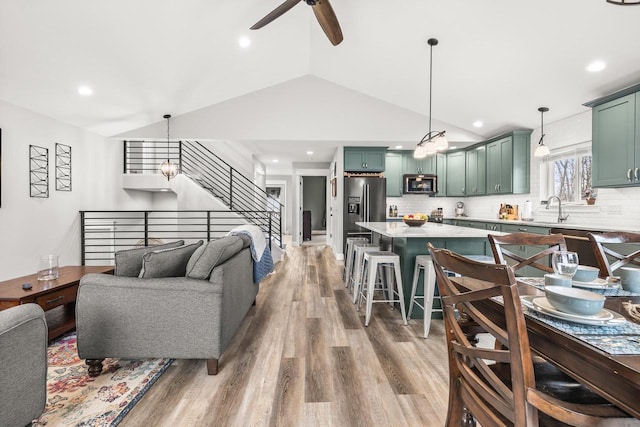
[465,145,486,196]
[344,147,386,172]
[435,153,447,197]
[446,150,466,196]
[591,92,640,187]
[385,152,404,196]
[486,130,531,195]
[403,153,436,175]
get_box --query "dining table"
[453,275,640,419]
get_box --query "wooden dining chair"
[488,232,567,276]
[587,231,640,278]
[427,243,637,426]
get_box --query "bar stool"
[350,243,380,301]
[406,255,436,338]
[343,237,369,285]
[358,251,408,327]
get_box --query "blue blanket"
[253,245,274,283]
[229,227,274,283]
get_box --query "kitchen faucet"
[546,196,569,223]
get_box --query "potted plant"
[583,188,597,205]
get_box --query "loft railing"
[80,210,280,265]
[122,139,282,248]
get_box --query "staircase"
[129,139,281,244]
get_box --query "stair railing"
[123,140,283,248]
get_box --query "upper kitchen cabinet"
[385,151,403,196]
[588,90,640,187]
[435,153,447,197]
[344,147,386,172]
[403,153,436,175]
[486,130,532,195]
[465,145,486,196]
[446,150,466,197]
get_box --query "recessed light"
[239,37,251,48]
[449,146,457,150]
[473,120,483,128]
[586,60,606,72]
[78,85,93,96]
[306,151,314,155]
[272,159,279,163]
[395,145,403,149]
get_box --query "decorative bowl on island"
[403,213,428,227]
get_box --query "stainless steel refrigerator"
[343,177,386,248]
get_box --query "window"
[542,144,593,204]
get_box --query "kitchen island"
[355,221,506,318]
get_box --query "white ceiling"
[2,0,640,169]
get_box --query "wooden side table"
[0,265,114,341]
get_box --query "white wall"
[0,100,152,281]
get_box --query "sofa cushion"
[139,241,204,278]
[114,240,185,277]
[186,236,244,280]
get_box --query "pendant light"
[414,38,448,159]
[159,114,178,180]
[534,107,550,157]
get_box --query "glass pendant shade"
[435,134,449,151]
[424,141,438,155]
[414,144,429,159]
[160,159,178,179]
[534,144,550,157]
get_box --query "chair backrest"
[428,243,634,427]
[428,243,537,426]
[587,232,640,277]
[488,232,567,276]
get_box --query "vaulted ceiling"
[2,0,640,168]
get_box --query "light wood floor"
[121,245,450,426]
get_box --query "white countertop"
[448,217,633,233]
[356,221,507,238]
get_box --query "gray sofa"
[0,303,48,426]
[76,235,258,376]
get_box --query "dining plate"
[572,278,619,289]
[520,296,626,326]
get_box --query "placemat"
[524,308,640,355]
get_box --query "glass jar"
[37,254,59,281]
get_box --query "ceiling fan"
[250,0,344,46]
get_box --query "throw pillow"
[114,240,185,277]
[185,236,244,280]
[139,240,204,278]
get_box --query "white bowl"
[544,286,605,316]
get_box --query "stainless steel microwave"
[403,174,437,195]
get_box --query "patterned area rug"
[33,333,172,426]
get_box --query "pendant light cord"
[428,41,433,135]
[164,114,171,160]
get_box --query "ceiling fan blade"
[312,0,343,45]
[250,0,302,30]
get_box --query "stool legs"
[360,255,407,327]
[407,256,437,338]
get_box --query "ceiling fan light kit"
[250,0,343,46]
[414,38,448,159]
[606,0,640,4]
[534,107,551,157]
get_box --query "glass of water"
[551,251,579,279]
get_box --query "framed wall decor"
[55,143,72,191]
[30,145,49,198]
